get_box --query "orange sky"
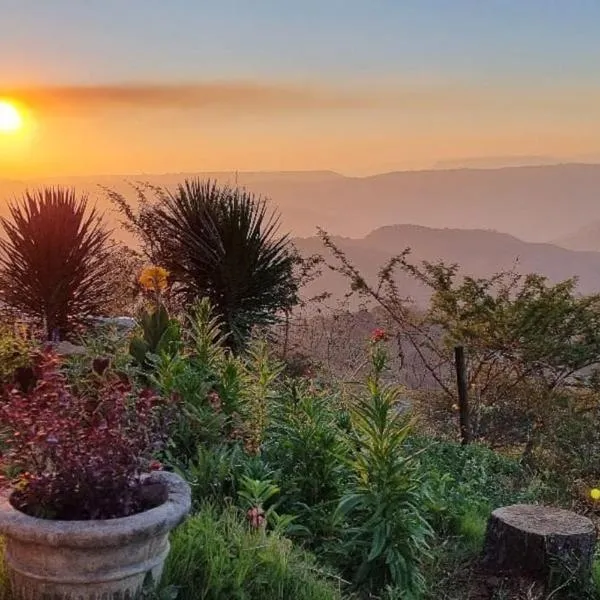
[2,81,600,178]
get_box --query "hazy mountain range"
[2,163,600,244]
[2,163,600,305]
[294,224,600,308]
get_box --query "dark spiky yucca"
[109,179,298,350]
[156,180,297,348]
[0,187,115,340]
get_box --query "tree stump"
[482,504,596,579]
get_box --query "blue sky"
[2,0,600,85]
[2,1,600,176]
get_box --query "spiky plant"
[109,179,298,350]
[0,187,115,340]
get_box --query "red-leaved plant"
[0,348,170,520]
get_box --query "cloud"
[3,80,600,119]
[1,82,381,114]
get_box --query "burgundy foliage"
[0,349,171,520]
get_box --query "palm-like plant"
[0,188,115,340]
[109,179,298,350]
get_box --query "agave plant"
[109,179,298,350]
[0,188,115,340]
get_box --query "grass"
[160,503,345,600]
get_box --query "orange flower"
[138,266,169,292]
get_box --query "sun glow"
[0,100,24,133]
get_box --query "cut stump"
[482,504,596,579]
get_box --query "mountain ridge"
[3,163,600,243]
[293,223,600,308]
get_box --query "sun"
[0,100,23,133]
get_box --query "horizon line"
[6,159,600,183]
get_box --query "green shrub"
[532,390,600,498]
[0,325,33,385]
[61,323,135,393]
[130,302,181,371]
[262,380,350,546]
[176,444,270,511]
[160,504,344,600]
[408,436,545,534]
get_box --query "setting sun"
[0,100,23,133]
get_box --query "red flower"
[371,328,388,343]
[149,460,163,471]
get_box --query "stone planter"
[0,471,191,600]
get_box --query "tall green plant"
[263,381,349,544]
[334,334,433,598]
[129,303,181,369]
[0,188,115,340]
[108,179,298,350]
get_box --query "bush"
[262,380,350,545]
[0,187,117,340]
[0,348,170,520]
[0,324,34,386]
[160,503,344,600]
[152,300,250,463]
[409,436,544,534]
[108,179,298,350]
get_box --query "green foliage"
[108,179,298,350]
[0,325,33,385]
[532,389,600,494]
[319,229,600,454]
[185,297,230,369]
[237,475,280,512]
[241,340,284,454]
[333,342,433,598]
[154,350,228,460]
[160,504,344,600]
[130,302,181,369]
[61,323,135,393]
[173,444,255,510]
[262,380,350,545]
[152,300,249,464]
[409,436,544,533]
[0,187,116,340]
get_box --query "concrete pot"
[0,471,191,600]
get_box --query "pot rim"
[0,471,191,548]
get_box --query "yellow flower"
[138,266,169,292]
[590,488,600,501]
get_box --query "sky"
[1,0,600,177]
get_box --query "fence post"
[454,345,470,445]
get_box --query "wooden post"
[454,346,470,445]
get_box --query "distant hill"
[2,163,600,243]
[293,224,600,308]
[553,222,600,252]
